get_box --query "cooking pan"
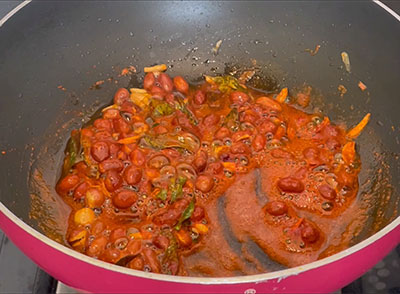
[0,1,399,293]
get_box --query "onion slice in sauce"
[140,132,200,154]
[176,163,197,181]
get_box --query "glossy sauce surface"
[56,69,366,276]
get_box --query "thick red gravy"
[56,69,367,276]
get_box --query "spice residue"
[212,39,223,56]
[120,65,137,77]
[358,81,367,91]
[305,44,321,56]
[338,84,347,97]
[341,52,351,73]
[89,80,105,90]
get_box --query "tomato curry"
[56,64,370,276]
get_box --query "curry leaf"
[170,176,187,203]
[139,132,200,154]
[165,242,177,260]
[152,101,175,117]
[175,198,195,230]
[163,235,178,263]
[205,75,247,93]
[174,100,199,125]
[224,108,240,132]
[177,176,187,185]
[156,189,168,201]
[62,130,81,177]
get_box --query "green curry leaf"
[62,130,82,177]
[139,132,200,154]
[152,100,175,117]
[175,198,195,230]
[224,108,240,132]
[206,75,247,93]
[170,176,187,203]
[174,100,199,125]
[156,189,168,201]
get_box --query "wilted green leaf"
[174,99,199,125]
[156,189,168,201]
[152,100,175,117]
[139,132,200,154]
[224,108,240,132]
[170,176,187,203]
[175,198,195,230]
[205,75,246,93]
[62,130,82,177]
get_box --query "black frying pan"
[0,1,399,293]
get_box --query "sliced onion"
[325,173,338,189]
[313,165,329,173]
[240,122,255,131]
[147,155,170,169]
[176,163,197,181]
[121,111,133,123]
[152,176,173,188]
[127,227,140,237]
[152,166,176,187]
[172,91,186,99]
[160,165,176,177]
[267,139,282,150]
[114,237,129,250]
[140,132,200,154]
